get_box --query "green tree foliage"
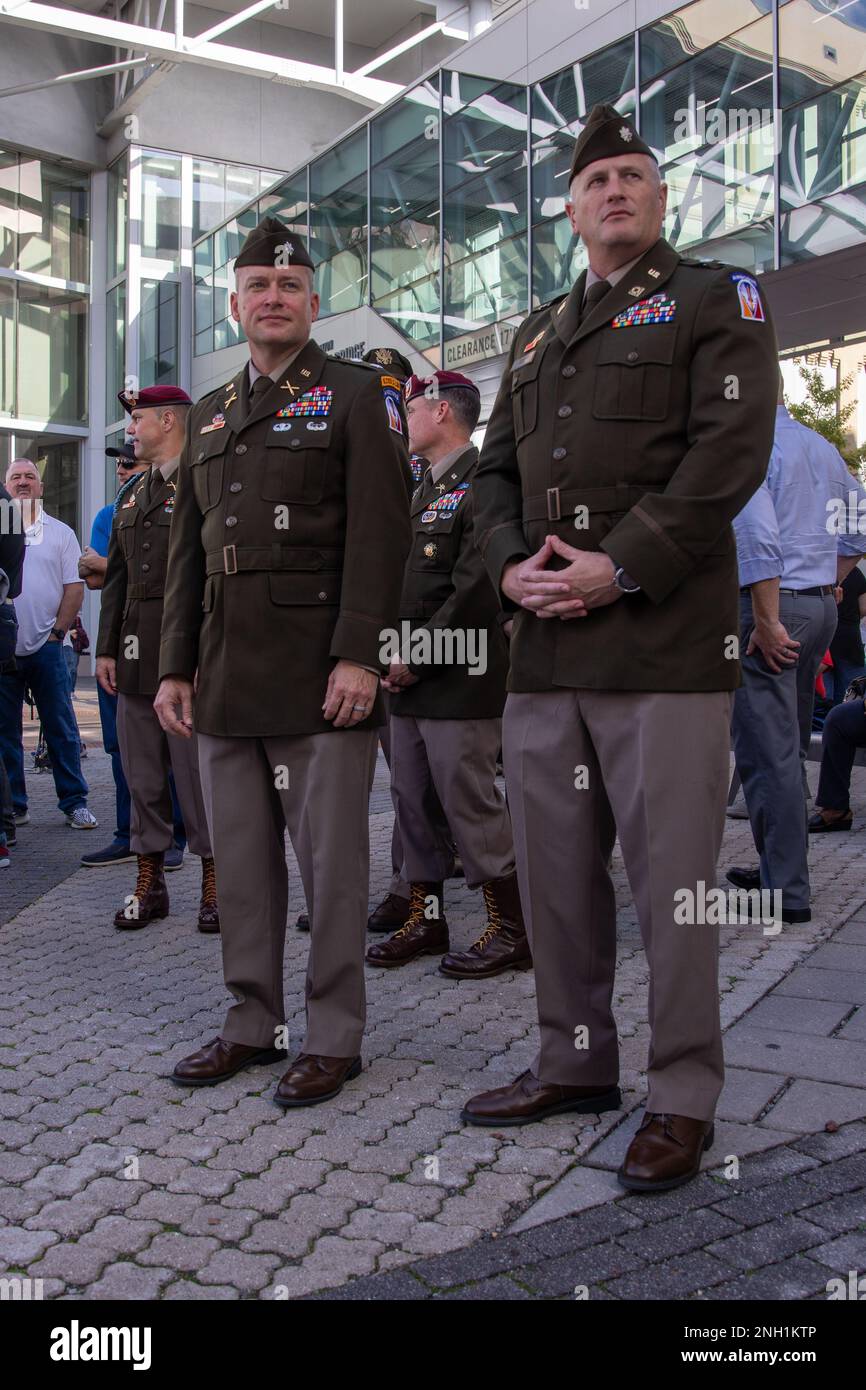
[787,365,865,476]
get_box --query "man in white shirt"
[0,460,97,829]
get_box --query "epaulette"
[539,292,568,312]
[327,355,380,371]
[678,256,727,270]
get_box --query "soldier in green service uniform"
[155,218,412,1108]
[463,105,780,1192]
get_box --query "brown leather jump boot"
[439,871,532,979]
[114,852,169,930]
[365,882,448,967]
[197,856,220,933]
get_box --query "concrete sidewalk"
[0,731,864,1300]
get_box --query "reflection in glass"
[140,279,178,387]
[779,0,866,109]
[640,2,771,83]
[16,157,89,283]
[108,159,127,281]
[16,284,87,424]
[106,282,126,421]
[141,153,181,263]
[781,187,866,264]
[15,435,80,535]
[443,74,528,339]
[310,132,368,318]
[0,279,14,415]
[781,78,866,211]
[371,81,440,350]
[0,152,17,271]
[259,176,308,237]
[641,17,775,253]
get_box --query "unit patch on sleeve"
[611,293,677,328]
[730,272,765,322]
[383,386,404,434]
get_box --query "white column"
[83,169,109,658]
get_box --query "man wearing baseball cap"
[466,103,779,1191]
[367,368,528,978]
[96,386,219,933]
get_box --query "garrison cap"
[404,369,479,404]
[105,440,137,461]
[234,216,315,272]
[362,347,413,381]
[117,384,193,414]
[569,104,657,185]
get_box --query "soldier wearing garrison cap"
[465,104,780,1190]
[96,385,219,933]
[366,369,528,979]
[155,217,412,1106]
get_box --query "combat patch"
[730,272,765,322]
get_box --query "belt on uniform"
[740,585,835,598]
[523,482,667,523]
[126,580,165,599]
[206,545,344,577]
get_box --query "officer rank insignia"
[731,272,765,322]
[276,386,332,418]
[421,482,469,521]
[611,293,676,328]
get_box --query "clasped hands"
[502,535,622,620]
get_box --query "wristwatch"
[612,566,641,594]
[50,627,66,641]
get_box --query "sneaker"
[726,794,750,820]
[13,810,29,826]
[80,839,135,867]
[66,806,98,830]
[0,846,9,869]
[164,843,184,871]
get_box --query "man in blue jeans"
[78,442,186,868]
[0,460,96,829]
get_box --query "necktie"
[581,277,612,323]
[248,374,272,414]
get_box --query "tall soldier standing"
[96,386,218,932]
[464,105,779,1191]
[155,218,411,1106]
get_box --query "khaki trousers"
[390,714,514,890]
[117,692,211,857]
[197,728,377,1055]
[380,697,453,898]
[503,689,731,1121]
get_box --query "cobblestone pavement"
[1,689,865,1300]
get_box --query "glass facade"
[194,0,866,363]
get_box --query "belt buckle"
[546,487,561,522]
[223,544,237,576]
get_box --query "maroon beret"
[118,385,193,413]
[404,370,480,404]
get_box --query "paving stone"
[807,943,866,973]
[306,1269,428,1301]
[774,966,866,1005]
[715,1068,788,1124]
[181,1206,259,1242]
[762,1079,866,1132]
[707,1143,820,1192]
[793,1120,866,1160]
[707,1255,844,1301]
[792,1189,866,1237]
[802,1231,866,1272]
[798,1153,866,1196]
[434,1274,535,1300]
[516,1240,646,1297]
[127,1191,204,1225]
[87,1262,176,1300]
[711,1174,828,1228]
[742,996,851,1036]
[138,1234,220,1271]
[0,1228,58,1264]
[707,1216,827,1270]
[615,1207,741,1260]
[197,1248,281,1292]
[604,1251,734,1300]
[31,1242,114,1285]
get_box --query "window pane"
[780,0,866,108]
[640,3,768,83]
[106,282,126,419]
[781,77,866,210]
[259,176,308,238]
[107,159,127,280]
[0,151,17,270]
[140,278,178,387]
[193,159,224,242]
[141,153,181,264]
[16,437,80,535]
[443,77,528,338]
[16,285,86,424]
[781,185,866,264]
[0,279,14,415]
[640,17,775,257]
[310,132,368,317]
[17,157,89,283]
[371,83,441,351]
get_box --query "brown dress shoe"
[367,891,411,933]
[197,856,220,933]
[440,871,531,979]
[618,1112,715,1192]
[462,1069,621,1127]
[274,1053,362,1108]
[365,883,448,967]
[171,1036,286,1087]
[114,853,169,930]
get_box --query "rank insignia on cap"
[421,510,437,523]
[611,293,677,328]
[276,386,332,418]
[731,272,765,321]
[619,126,633,142]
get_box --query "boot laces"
[134,856,157,898]
[201,857,217,904]
[394,884,435,939]
[471,882,502,952]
